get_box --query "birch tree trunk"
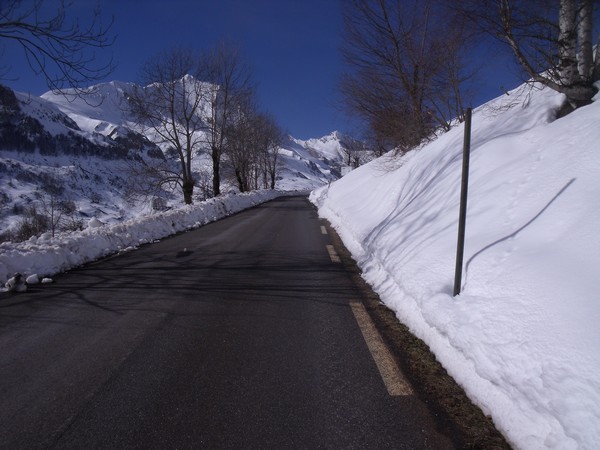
[558,0,578,86]
[577,0,593,81]
[593,31,600,82]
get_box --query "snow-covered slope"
[41,81,136,137]
[310,84,600,449]
[41,81,133,121]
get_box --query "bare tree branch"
[0,0,115,97]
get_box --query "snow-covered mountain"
[0,79,361,240]
[275,131,374,189]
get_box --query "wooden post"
[453,108,472,297]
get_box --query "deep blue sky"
[3,0,522,140]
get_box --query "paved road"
[0,196,453,449]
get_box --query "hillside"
[0,81,361,239]
[310,83,600,449]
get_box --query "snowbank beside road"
[0,190,302,284]
[311,84,600,449]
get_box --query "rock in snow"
[5,273,27,293]
[26,274,40,285]
[88,217,105,228]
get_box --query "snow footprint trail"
[464,178,575,285]
[463,130,547,286]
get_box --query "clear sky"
[2,0,522,140]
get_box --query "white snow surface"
[41,81,136,136]
[0,190,299,285]
[310,84,600,449]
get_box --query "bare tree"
[255,113,284,189]
[38,175,64,237]
[224,94,258,193]
[0,0,115,95]
[454,0,600,111]
[341,0,473,152]
[340,70,424,151]
[340,136,370,169]
[124,154,180,203]
[204,43,254,196]
[223,95,283,192]
[223,105,284,192]
[128,48,210,204]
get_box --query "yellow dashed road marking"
[326,245,341,263]
[350,301,413,396]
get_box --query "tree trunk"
[594,31,600,82]
[235,168,246,193]
[558,0,578,86]
[182,178,194,205]
[211,146,220,196]
[577,0,593,81]
[562,84,596,108]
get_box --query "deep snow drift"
[310,84,600,449]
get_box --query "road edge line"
[350,300,413,397]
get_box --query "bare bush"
[152,196,168,211]
[14,205,49,241]
[195,167,213,201]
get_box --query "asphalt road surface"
[0,196,453,449]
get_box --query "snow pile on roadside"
[310,84,600,449]
[0,190,300,284]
